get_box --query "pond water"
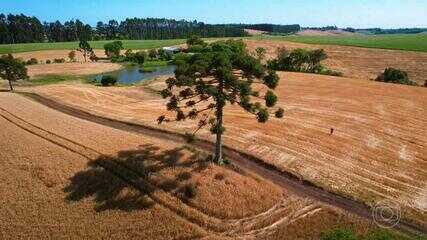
[95,65,176,84]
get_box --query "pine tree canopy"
[158,39,284,137]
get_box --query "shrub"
[121,50,147,64]
[132,51,147,64]
[104,41,123,58]
[89,52,98,62]
[184,132,196,143]
[173,53,191,65]
[363,230,394,240]
[158,49,174,61]
[186,35,205,46]
[25,58,38,65]
[222,158,231,165]
[68,50,76,62]
[320,228,357,240]
[111,55,126,63]
[182,183,197,199]
[124,49,133,58]
[148,49,158,59]
[320,69,343,77]
[46,59,51,64]
[139,68,154,73]
[53,58,65,63]
[320,228,423,240]
[255,47,266,60]
[187,44,206,53]
[275,108,284,118]
[376,68,417,86]
[100,75,117,86]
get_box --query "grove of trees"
[0,13,248,44]
[268,47,328,73]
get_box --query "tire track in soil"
[0,104,303,238]
[17,92,427,236]
[0,107,219,234]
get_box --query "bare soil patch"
[245,39,427,84]
[245,29,268,35]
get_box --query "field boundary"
[18,91,427,236]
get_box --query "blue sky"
[2,0,426,28]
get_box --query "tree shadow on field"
[63,144,210,212]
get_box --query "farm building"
[162,46,181,54]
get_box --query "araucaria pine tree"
[158,40,284,164]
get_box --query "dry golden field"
[0,92,375,239]
[24,71,427,228]
[244,39,427,84]
[1,39,427,239]
[26,62,122,78]
[12,50,122,78]
[295,30,359,36]
[13,49,108,62]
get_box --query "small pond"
[94,65,176,84]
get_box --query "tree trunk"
[214,80,224,164]
[8,80,13,91]
[214,104,223,164]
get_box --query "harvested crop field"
[295,30,358,36]
[13,49,108,62]
[0,92,375,239]
[245,29,268,35]
[245,39,427,85]
[25,71,427,228]
[10,50,122,78]
[25,62,121,78]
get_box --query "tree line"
[355,28,427,35]
[303,26,339,31]
[244,24,301,34]
[0,13,247,44]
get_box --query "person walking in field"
[330,128,334,135]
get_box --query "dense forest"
[244,24,301,34]
[0,13,247,44]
